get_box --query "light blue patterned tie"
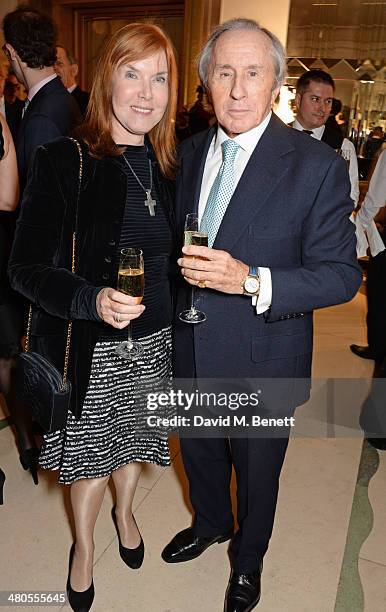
[201,139,240,247]
[21,98,30,118]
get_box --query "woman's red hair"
[78,23,177,177]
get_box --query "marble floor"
[1,291,385,612]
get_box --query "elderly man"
[292,69,359,206]
[55,46,89,116]
[161,18,361,612]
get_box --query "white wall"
[220,0,291,47]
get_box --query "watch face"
[245,277,259,293]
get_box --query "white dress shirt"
[292,119,359,205]
[27,73,57,102]
[352,149,386,258]
[198,112,272,313]
[0,95,5,117]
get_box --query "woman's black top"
[99,145,173,340]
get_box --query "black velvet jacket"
[8,137,176,419]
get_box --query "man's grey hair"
[198,18,286,92]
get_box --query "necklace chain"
[122,154,153,194]
[122,153,156,216]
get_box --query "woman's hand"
[96,287,145,328]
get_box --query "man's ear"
[271,86,280,105]
[294,91,301,111]
[71,63,79,79]
[4,43,18,61]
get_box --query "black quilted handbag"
[16,138,83,433]
[17,349,72,432]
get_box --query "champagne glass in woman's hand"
[115,248,145,359]
[179,213,207,324]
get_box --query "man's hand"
[178,246,249,294]
[96,287,145,328]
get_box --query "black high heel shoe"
[112,506,144,569]
[19,448,39,485]
[66,543,95,612]
[0,469,5,505]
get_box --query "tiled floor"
[1,291,385,611]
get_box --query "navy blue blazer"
[71,85,89,117]
[173,113,362,407]
[16,76,80,190]
[5,99,23,142]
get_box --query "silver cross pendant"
[145,190,156,216]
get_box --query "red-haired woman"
[9,23,177,611]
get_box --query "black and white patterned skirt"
[39,326,172,484]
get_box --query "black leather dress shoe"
[161,527,233,563]
[224,565,262,612]
[350,344,378,360]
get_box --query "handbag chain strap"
[25,138,83,391]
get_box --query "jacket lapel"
[213,115,294,252]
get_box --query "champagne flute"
[179,213,207,324]
[115,248,144,359]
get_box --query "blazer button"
[108,240,116,247]
[104,256,112,264]
[102,273,109,281]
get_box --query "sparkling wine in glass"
[115,248,144,359]
[179,213,207,324]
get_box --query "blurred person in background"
[2,6,81,191]
[0,112,20,500]
[0,113,18,210]
[351,149,386,364]
[188,84,214,135]
[1,5,81,483]
[55,45,90,117]
[292,69,359,206]
[2,70,24,141]
[364,126,384,160]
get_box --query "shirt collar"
[293,118,325,140]
[68,84,77,93]
[28,73,58,102]
[214,111,272,156]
